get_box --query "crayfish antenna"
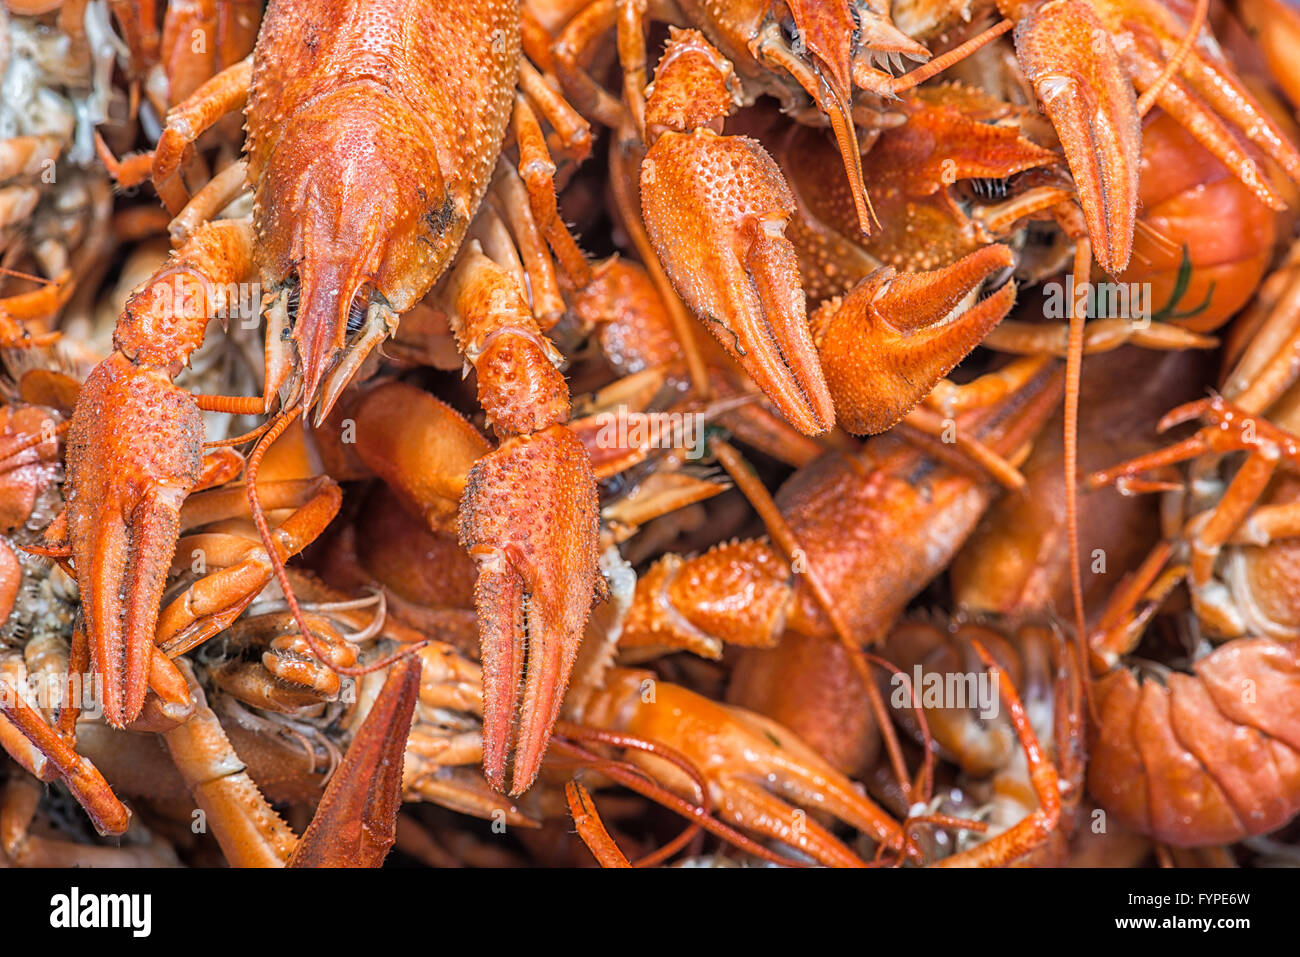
[932,639,1063,866]
[565,779,633,868]
[1134,0,1207,117]
[1064,238,1098,723]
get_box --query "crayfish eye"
[778,13,799,48]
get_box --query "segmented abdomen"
[1089,638,1300,845]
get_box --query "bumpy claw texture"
[641,31,835,436]
[678,0,927,235]
[66,355,200,727]
[569,256,685,375]
[1006,0,1300,275]
[64,221,254,728]
[439,245,570,437]
[1013,0,1140,273]
[811,244,1018,434]
[459,426,601,796]
[619,542,793,661]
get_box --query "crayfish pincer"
[638,30,1021,437]
[59,222,257,728]
[56,221,341,730]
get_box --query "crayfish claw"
[76,479,190,728]
[640,31,835,436]
[72,440,240,729]
[812,244,1018,434]
[722,776,867,868]
[290,655,421,868]
[705,720,890,863]
[459,426,600,796]
[1014,0,1140,273]
[642,133,835,435]
[578,670,905,866]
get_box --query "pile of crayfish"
[3,0,1300,869]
